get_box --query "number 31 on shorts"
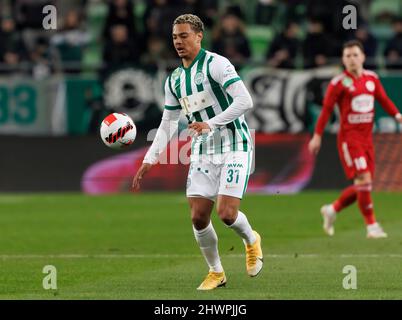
[227,169,240,184]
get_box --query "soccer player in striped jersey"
[309,40,402,239]
[132,14,263,290]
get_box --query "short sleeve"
[210,55,242,90]
[164,76,181,110]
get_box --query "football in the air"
[100,113,137,149]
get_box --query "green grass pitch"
[0,192,401,299]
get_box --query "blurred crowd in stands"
[1,0,402,77]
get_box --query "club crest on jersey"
[194,71,204,85]
[365,80,375,92]
[342,77,353,88]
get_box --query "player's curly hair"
[173,14,204,33]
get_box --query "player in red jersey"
[309,40,402,239]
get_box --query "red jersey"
[315,69,400,143]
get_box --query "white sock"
[228,211,256,245]
[327,204,336,215]
[367,222,379,230]
[193,222,223,273]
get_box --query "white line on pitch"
[0,253,402,259]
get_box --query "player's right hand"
[308,134,322,156]
[132,163,153,191]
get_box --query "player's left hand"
[308,133,322,156]
[396,113,402,123]
[188,122,211,136]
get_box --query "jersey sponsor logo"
[365,80,375,92]
[223,65,237,80]
[179,91,214,114]
[179,96,191,114]
[351,94,374,113]
[194,71,204,85]
[342,76,353,87]
[227,163,244,168]
[347,112,374,124]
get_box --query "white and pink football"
[100,113,137,149]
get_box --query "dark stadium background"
[0,0,402,301]
[1,0,401,193]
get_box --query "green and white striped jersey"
[164,48,253,155]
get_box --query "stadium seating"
[246,25,274,63]
[82,1,108,72]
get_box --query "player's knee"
[217,203,238,225]
[354,172,372,185]
[191,211,210,230]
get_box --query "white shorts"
[186,151,253,201]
